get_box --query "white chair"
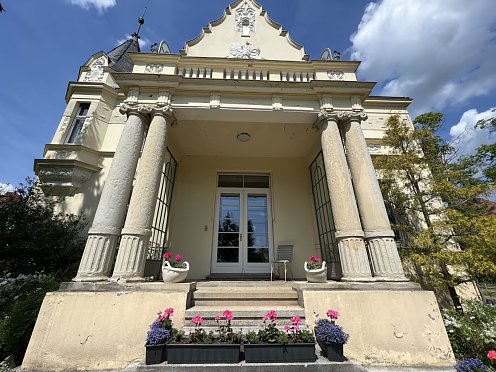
[270,245,294,281]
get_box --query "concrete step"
[196,281,295,288]
[192,285,299,306]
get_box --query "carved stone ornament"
[313,109,347,131]
[145,64,164,74]
[327,71,345,81]
[210,94,220,109]
[152,104,177,126]
[84,56,106,82]
[126,88,139,103]
[119,103,154,117]
[59,116,71,132]
[235,1,256,35]
[229,42,260,59]
[37,167,92,194]
[272,96,283,111]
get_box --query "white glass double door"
[212,188,272,274]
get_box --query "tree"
[374,113,496,308]
[0,180,86,366]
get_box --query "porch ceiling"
[169,109,320,158]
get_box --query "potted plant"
[144,307,175,365]
[162,250,189,283]
[244,310,316,363]
[314,309,349,361]
[167,310,242,364]
[304,255,327,282]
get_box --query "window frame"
[65,102,91,144]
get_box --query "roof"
[107,36,141,72]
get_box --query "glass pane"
[78,103,90,116]
[218,175,243,187]
[67,119,84,143]
[220,194,240,206]
[247,233,268,247]
[218,233,239,247]
[244,175,270,188]
[220,206,240,220]
[248,208,267,219]
[247,195,267,207]
[218,218,240,232]
[247,220,268,234]
[248,248,269,263]
[217,248,239,263]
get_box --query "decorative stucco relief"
[235,1,256,35]
[84,56,106,82]
[145,64,164,74]
[210,94,220,108]
[59,116,71,132]
[327,71,345,81]
[38,167,92,189]
[272,96,283,110]
[126,88,139,104]
[229,42,260,59]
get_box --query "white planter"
[304,261,327,283]
[162,261,189,283]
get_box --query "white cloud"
[350,0,496,116]
[0,183,15,194]
[449,107,496,157]
[116,35,150,50]
[68,0,116,14]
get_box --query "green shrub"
[442,300,496,365]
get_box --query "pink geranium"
[284,325,290,331]
[157,307,174,321]
[488,350,496,360]
[291,316,301,325]
[307,255,323,270]
[263,310,277,322]
[163,249,186,269]
[215,316,221,322]
[326,309,340,320]
[223,309,234,321]
[191,315,203,325]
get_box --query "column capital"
[346,110,368,123]
[119,103,154,121]
[313,109,347,131]
[151,104,177,126]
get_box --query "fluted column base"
[73,232,118,281]
[336,231,374,282]
[111,228,151,281]
[366,230,408,281]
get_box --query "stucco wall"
[168,155,318,279]
[303,290,455,366]
[22,291,188,371]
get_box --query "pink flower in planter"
[294,326,300,332]
[215,316,221,322]
[291,316,301,325]
[284,325,290,331]
[223,309,234,321]
[157,307,174,321]
[164,251,172,259]
[263,310,277,322]
[175,254,182,262]
[488,350,496,360]
[191,315,203,325]
[326,309,340,320]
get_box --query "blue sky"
[0,0,495,189]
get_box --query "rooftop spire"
[132,7,147,40]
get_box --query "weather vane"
[132,7,147,39]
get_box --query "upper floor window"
[66,103,90,144]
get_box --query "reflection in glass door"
[213,189,272,274]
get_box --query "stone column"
[74,104,151,281]
[111,105,175,281]
[315,110,373,281]
[341,111,407,281]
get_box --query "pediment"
[180,0,308,61]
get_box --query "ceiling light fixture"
[237,132,251,142]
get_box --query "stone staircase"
[183,281,306,334]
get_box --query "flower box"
[316,339,344,362]
[145,343,166,365]
[167,344,241,364]
[244,343,316,363]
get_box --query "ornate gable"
[180,0,308,61]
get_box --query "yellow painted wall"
[168,155,319,279]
